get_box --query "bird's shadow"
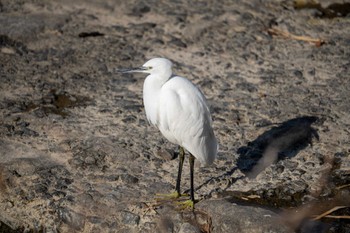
[236,116,320,178]
[187,116,320,196]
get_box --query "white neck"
[143,74,169,125]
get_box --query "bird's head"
[118,58,173,78]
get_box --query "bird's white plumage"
[157,76,216,165]
[130,58,217,165]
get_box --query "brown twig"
[312,206,349,220]
[267,28,326,47]
[321,215,350,219]
[336,184,350,190]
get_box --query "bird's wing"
[158,76,209,135]
[158,76,217,164]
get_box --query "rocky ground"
[0,0,350,232]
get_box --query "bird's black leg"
[172,151,195,210]
[155,147,186,201]
[189,153,195,203]
[175,146,185,196]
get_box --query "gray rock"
[179,222,201,233]
[119,173,139,184]
[58,207,85,231]
[157,217,175,233]
[197,199,291,233]
[120,211,140,226]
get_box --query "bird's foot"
[155,191,189,202]
[175,199,195,210]
[155,191,198,210]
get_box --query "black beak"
[116,66,148,73]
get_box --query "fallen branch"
[312,206,349,220]
[321,215,350,219]
[267,28,326,47]
[336,184,350,190]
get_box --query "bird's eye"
[148,66,152,70]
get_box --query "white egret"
[118,58,218,208]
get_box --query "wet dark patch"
[294,2,350,19]
[0,34,28,55]
[0,222,44,233]
[78,32,104,38]
[25,90,91,118]
[0,221,18,233]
